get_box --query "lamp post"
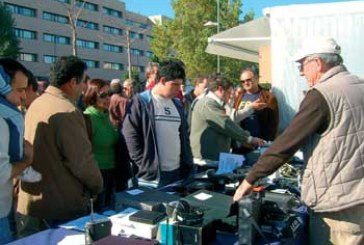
[126,29,132,80]
[204,0,220,73]
[216,0,220,74]
[125,26,152,80]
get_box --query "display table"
[6,228,80,245]
[6,227,307,245]
[7,170,307,245]
[6,228,238,245]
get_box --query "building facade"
[2,0,155,80]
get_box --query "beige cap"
[293,37,341,62]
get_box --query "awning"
[205,17,271,63]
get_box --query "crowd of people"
[1,36,364,245]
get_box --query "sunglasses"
[240,78,254,84]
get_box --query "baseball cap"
[292,37,341,62]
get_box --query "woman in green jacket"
[84,78,119,212]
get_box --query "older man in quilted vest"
[233,37,364,245]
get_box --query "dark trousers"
[95,169,115,212]
[16,213,74,238]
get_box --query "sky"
[121,0,356,19]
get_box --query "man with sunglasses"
[234,37,364,245]
[232,67,279,155]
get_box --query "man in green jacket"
[190,74,265,167]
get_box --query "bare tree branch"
[64,0,86,56]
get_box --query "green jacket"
[84,106,119,170]
[190,92,251,161]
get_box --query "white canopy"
[206,1,364,131]
[205,17,270,63]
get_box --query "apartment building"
[2,0,155,80]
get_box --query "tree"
[64,0,86,56]
[150,0,254,82]
[122,70,140,85]
[53,0,87,56]
[0,2,20,58]
[150,20,175,59]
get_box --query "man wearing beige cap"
[233,37,364,245]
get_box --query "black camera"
[84,199,112,245]
[168,200,204,226]
[85,219,112,245]
[261,191,301,215]
[261,213,304,239]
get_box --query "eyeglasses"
[98,92,109,99]
[240,78,254,84]
[297,57,316,72]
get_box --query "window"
[103,25,123,36]
[76,1,98,11]
[5,3,36,17]
[103,44,123,53]
[126,19,150,29]
[19,53,37,62]
[77,19,98,30]
[147,35,154,42]
[43,12,68,24]
[52,0,70,3]
[83,59,99,68]
[130,48,144,56]
[129,31,143,40]
[139,23,150,29]
[103,7,122,18]
[43,34,70,45]
[44,55,57,64]
[103,62,123,70]
[132,65,144,73]
[126,19,134,26]
[146,51,154,58]
[14,28,37,40]
[76,39,98,49]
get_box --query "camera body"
[238,193,262,245]
[168,200,204,226]
[85,218,112,245]
[84,198,112,245]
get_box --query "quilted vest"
[301,65,364,212]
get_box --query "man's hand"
[233,180,253,202]
[251,99,267,111]
[23,140,34,166]
[251,137,265,147]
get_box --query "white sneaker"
[19,166,42,183]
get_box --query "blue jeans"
[0,216,12,245]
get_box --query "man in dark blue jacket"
[122,59,193,188]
